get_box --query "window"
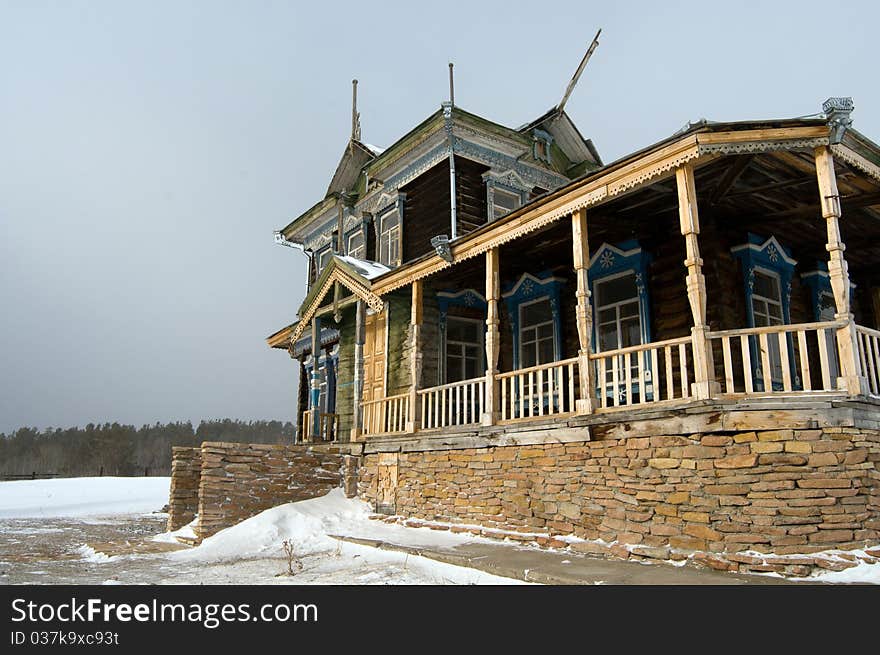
[588,241,654,403]
[347,231,365,259]
[379,209,400,266]
[317,248,332,274]
[732,235,798,392]
[532,129,552,163]
[519,297,555,368]
[444,317,484,383]
[595,272,643,352]
[751,269,784,328]
[492,188,521,220]
[750,268,785,385]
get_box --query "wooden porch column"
[406,279,423,432]
[482,247,501,425]
[675,163,718,400]
[309,315,322,441]
[350,300,366,441]
[571,208,596,414]
[814,146,867,395]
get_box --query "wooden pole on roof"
[448,62,454,106]
[557,28,601,116]
[351,79,360,142]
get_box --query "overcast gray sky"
[1,0,878,434]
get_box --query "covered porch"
[348,121,880,442]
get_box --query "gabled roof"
[288,255,389,344]
[326,140,378,197]
[519,107,602,171]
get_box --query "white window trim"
[750,266,784,327]
[443,316,485,383]
[518,295,556,368]
[347,231,365,259]
[378,208,400,267]
[592,269,645,353]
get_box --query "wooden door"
[362,310,387,403]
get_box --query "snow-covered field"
[0,476,170,518]
[1,477,877,584]
[0,478,521,585]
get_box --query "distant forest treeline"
[0,420,295,478]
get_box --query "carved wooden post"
[407,279,423,432]
[350,300,366,441]
[309,315,322,441]
[571,208,596,413]
[676,163,718,400]
[814,146,867,395]
[482,247,501,425]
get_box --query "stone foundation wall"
[194,442,344,539]
[359,427,880,571]
[167,446,202,531]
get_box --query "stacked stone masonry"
[167,442,345,539]
[166,446,202,531]
[358,427,880,574]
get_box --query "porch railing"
[856,324,880,397]
[591,336,693,409]
[299,410,338,442]
[418,377,485,430]
[497,357,578,421]
[708,321,843,394]
[356,320,880,438]
[362,393,410,435]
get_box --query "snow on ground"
[166,489,525,585]
[0,477,170,518]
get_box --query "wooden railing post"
[482,247,501,426]
[814,146,868,396]
[676,163,719,400]
[407,279,423,432]
[571,208,596,414]
[350,300,366,441]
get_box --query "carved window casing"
[732,234,798,391]
[589,241,654,402]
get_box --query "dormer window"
[317,247,333,273]
[379,208,400,267]
[347,231,365,259]
[493,188,521,220]
[532,129,553,163]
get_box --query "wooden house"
[270,95,880,446]
[265,91,880,562]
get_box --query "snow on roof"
[336,255,390,280]
[363,143,385,156]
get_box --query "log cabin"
[266,90,880,562]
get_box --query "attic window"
[532,130,552,163]
[347,231,365,259]
[493,188,521,220]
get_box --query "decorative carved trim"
[291,266,384,343]
[379,145,449,194]
[698,137,829,157]
[831,143,880,182]
[608,149,702,197]
[454,138,568,191]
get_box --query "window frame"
[347,230,365,259]
[518,296,556,369]
[443,316,485,384]
[731,234,798,392]
[378,207,401,267]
